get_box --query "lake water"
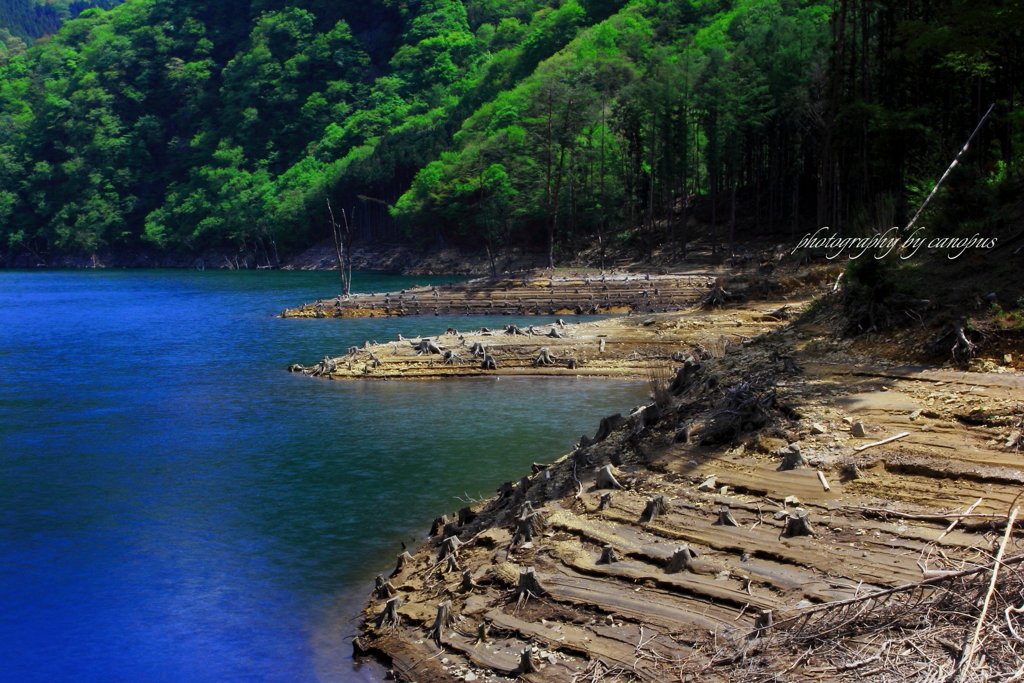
[0,270,647,683]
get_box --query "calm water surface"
[0,270,646,683]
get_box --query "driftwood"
[853,431,909,452]
[639,495,670,523]
[425,600,455,645]
[372,595,402,630]
[596,464,624,490]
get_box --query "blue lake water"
[0,270,647,683]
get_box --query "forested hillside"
[0,0,121,42]
[0,0,1021,263]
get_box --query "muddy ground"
[288,268,1024,683]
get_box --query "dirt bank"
[345,298,1024,683]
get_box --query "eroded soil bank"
[303,277,1024,683]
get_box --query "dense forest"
[0,0,1021,264]
[0,0,122,42]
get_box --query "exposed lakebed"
[0,270,647,683]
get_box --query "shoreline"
[335,281,1024,682]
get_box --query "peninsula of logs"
[281,272,711,319]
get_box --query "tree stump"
[429,515,449,537]
[393,551,414,576]
[481,353,497,370]
[425,600,455,645]
[460,568,479,593]
[442,521,462,539]
[665,545,693,574]
[598,544,619,564]
[437,535,463,561]
[547,327,563,338]
[594,414,624,441]
[457,506,476,526]
[534,347,556,366]
[375,574,397,599]
[750,609,773,640]
[517,649,536,674]
[639,495,670,523]
[566,357,579,369]
[597,492,612,511]
[476,621,489,644]
[716,504,740,526]
[596,464,624,490]
[776,443,808,471]
[411,339,442,355]
[443,553,460,574]
[497,481,513,500]
[372,595,403,630]
[469,342,486,357]
[515,567,547,607]
[782,510,815,538]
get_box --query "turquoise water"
[0,270,646,683]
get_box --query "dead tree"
[393,551,414,576]
[327,199,353,296]
[534,347,557,366]
[371,596,402,630]
[596,464,624,490]
[782,510,815,538]
[425,600,455,645]
[665,545,694,574]
[514,567,547,607]
[481,353,497,370]
[715,505,740,526]
[598,544,619,564]
[639,495,670,523]
[375,574,397,599]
